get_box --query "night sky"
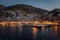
[0,0,60,10]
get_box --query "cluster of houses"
[0,9,60,22]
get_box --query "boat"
[21,23,32,27]
[44,25,52,27]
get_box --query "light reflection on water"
[0,25,60,40]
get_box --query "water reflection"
[52,26,60,40]
[32,27,38,40]
[0,25,60,40]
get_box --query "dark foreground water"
[0,26,60,40]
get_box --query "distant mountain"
[50,8,60,15]
[49,8,60,20]
[0,5,6,18]
[0,5,6,11]
[0,4,60,21]
[5,4,49,14]
[0,4,49,21]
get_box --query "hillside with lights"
[0,4,60,22]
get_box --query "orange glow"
[54,26,58,31]
[33,27,38,34]
[42,26,44,30]
[32,27,38,40]
[0,21,59,26]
